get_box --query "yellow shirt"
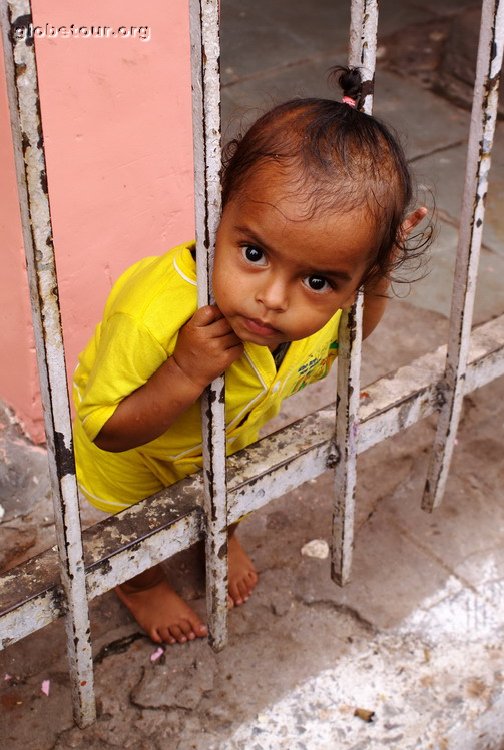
[73,242,342,513]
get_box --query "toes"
[161,620,207,644]
[228,581,243,606]
[194,622,208,637]
[157,628,176,645]
[178,618,195,639]
[239,578,252,601]
[168,624,188,643]
[149,628,163,645]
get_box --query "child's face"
[212,166,376,349]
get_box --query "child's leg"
[227,522,259,607]
[115,565,208,645]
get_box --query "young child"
[73,67,430,645]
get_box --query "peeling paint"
[53,431,75,478]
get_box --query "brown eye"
[306,275,330,292]
[243,245,266,264]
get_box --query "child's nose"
[256,277,289,311]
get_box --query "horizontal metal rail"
[2,312,502,649]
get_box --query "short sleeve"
[75,312,168,442]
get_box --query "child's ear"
[401,206,428,239]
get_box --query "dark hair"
[222,66,432,287]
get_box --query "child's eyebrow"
[312,268,353,282]
[234,225,273,252]
[234,224,354,282]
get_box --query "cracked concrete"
[1,0,504,748]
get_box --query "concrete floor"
[1,1,504,748]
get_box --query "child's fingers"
[190,308,242,346]
[190,304,224,327]
[202,315,237,338]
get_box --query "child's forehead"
[232,161,320,217]
[229,161,366,229]
[221,177,378,271]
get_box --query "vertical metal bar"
[0,0,95,726]
[422,0,504,512]
[189,0,228,650]
[331,0,378,586]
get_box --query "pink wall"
[0,1,195,442]
[0,31,39,432]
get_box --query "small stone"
[354,707,376,722]
[301,539,329,559]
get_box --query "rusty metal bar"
[189,0,228,651]
[2,313,503,648]
[0,0,95,727]
[332,0,378,585]
[422,0,504,511]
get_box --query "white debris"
[301,539,329,559]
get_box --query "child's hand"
[172,305,244,391]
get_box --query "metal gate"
[1,0,503,728]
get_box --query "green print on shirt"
[288,340,339,395]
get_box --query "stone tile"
[298,506,456,630]
[131,639,216,711]
[221,0,435,86]
[381,380,504,593]
[414,123,504,257]
[401,218,504,323]
[222,65,470,162]
[0,670,73,750]
[0,618,68,682]
[221,1,350,84]
[420,0,483,16]
[371,70,470,160]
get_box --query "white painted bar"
[423,0,504,511]
[332,0,378,585]
[189,0,229,650]
[0,0,95,726]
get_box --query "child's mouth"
[241,316,280,337]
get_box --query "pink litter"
[150,647,164,662]
[41,679,50,696]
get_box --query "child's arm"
[94,305,243,452]
[362,206,428,340]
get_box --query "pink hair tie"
[342,95,357,108]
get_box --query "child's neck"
[271,341,290,369]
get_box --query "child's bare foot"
[227,533,259,607]
[115,565,208,645]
